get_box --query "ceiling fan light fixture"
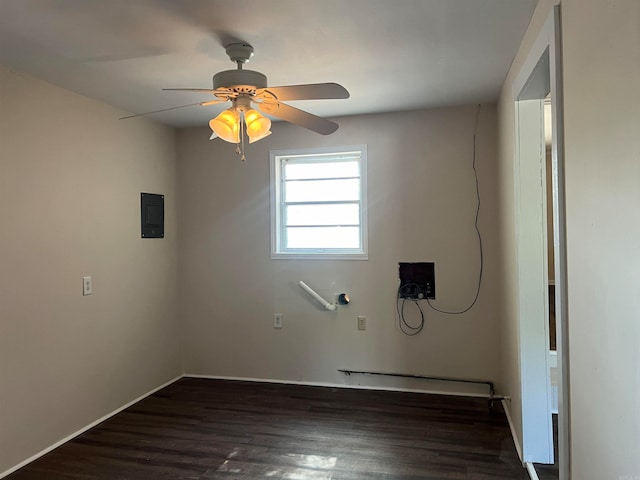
[148,43,348,160]
[244,109,271,140]
[248,129,272,144]
[209,108,240,143]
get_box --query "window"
[270,146,367,259]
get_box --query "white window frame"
[270,145,368,260]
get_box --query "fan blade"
[257,82,349,101]
[201,99,227,107]
[259,102,338,135]
[163,88,236,101]
[163,88,214,93]
[119,102,206,120]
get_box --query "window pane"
[286,226,360,249]
[286,204,359,226]
[285,178,360,202]
[271,146,367,258]
[285,160,359,180]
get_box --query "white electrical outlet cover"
[83,276,92,296]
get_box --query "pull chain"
[235,112,247,162]
[240,113,246,161]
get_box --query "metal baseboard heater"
[338,369,506,411]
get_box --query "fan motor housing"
[213,70,267,92]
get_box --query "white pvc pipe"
[298,281,337,311]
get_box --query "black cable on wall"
[427,104,484,315]
[398,105,485,335]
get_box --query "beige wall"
[177,105,502,393]
[0,66,181,474]
[562,0,640,477]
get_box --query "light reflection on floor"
[209,448,337,479]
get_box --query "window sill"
[270,252,368,261]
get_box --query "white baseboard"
[526,462,541,480]
[0,375,183,479]
[184,373,495,399]
[502,398,524,463]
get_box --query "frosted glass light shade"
[209,109,240,143]
[245,109,271,141]
[248,130,272,143]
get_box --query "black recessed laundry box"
[398,262,435,299]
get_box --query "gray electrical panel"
[141,193,164,238]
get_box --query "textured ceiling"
[0,0,537,127]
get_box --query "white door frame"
[512,6,570,478]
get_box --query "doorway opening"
[512,6,569,480]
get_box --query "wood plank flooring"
[6,377,529,479]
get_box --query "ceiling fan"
[121,43,349,157]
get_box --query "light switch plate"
[83,276,92,296]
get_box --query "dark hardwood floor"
[7,377,529,479]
